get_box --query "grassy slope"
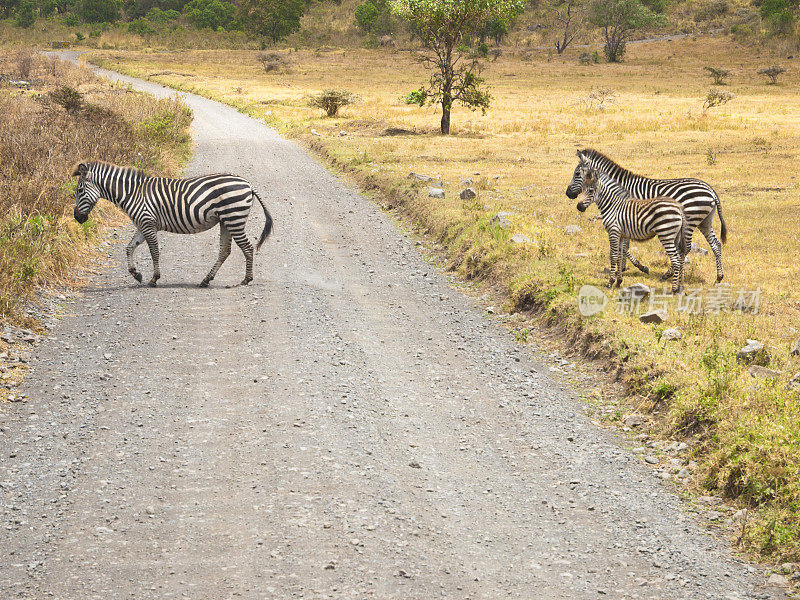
[90,37,800,562]
[0,48,192,389]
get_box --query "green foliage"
[14,0,37,27]
[476,41,489,57]
[183,0,234,29]
[75,0,120,22]
[760,0,795,35]
[401,88,427,105]
[63,11,80,24]
[355,0,379,31]
[239,0,305,41]
[128,16,156,34]
[145,6,179,21]
[75,30,84,40]
[588,0,664,62]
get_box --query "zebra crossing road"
[0,53,786,599]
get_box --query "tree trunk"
[441,98,451,135]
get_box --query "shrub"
[257,51,290,73]
[702,88,734,113]
[760,0,794,35]
[75,0,120,23]
[75,31,85,40]
[704,66,730,85]
[578,51,592,64]
[308,89,357,117]
[129,17,156,35]
[758,65,786,84]
[584,87,616,110]
[238,0,305,42]
[475,42,489,58]
[63,12,80,25]
[49,86,84,112]
[14,50,35,79]
[13,0,37,28]
[355,0,379,31]
[400,88,427,105]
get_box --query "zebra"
[576,159,688,294]
[71,161,273,287]
[566,148,727,282]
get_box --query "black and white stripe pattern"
[576,160,688,294]
[566,148,726,282]
[72,161,273,287]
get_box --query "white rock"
[662,328,682,341]
[510,233,532,244]
[428,187,445,199]
[640,309,668,324]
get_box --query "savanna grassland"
[0,50,191,380]
[88,36,800,562]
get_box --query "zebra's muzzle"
[576,202,588,213]
[74,208,88,224]
[566,187,579,199]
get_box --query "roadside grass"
[89,37,800,561]
[0,48,191,333]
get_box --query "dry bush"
[257,52,291,73]
[584,87,617,110]
[13,49,35,80]
[758,65,786,84]
[0,51,191,323]
[308,89,357,117]
[704,66,730,85]
[702,88,734,113]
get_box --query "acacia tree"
[587,0,662,62]
[554,0,584,54]
[391,0,523,134]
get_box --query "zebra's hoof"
[716,275,724,283]
[199,280,210,288]
[148,279,158,288]
[640,266,650,275]
[660,272,671,281]
[241,278,252,286]
[131,271,143,283]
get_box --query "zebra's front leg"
[231,229,254,286]
[142,225,161,287]
[200,224,232,288]
[126,229,145,283]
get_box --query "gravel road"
[0,53,786,599]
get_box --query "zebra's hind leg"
[126,229,145,283]
[698,212,724,282]
[659,236,684,294]
[623,244,650,274]
[142,226,161,287]
[200,225,232,288]
[231,228,255,286]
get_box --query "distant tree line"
[1,0,309,41]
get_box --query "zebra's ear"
[71,163,87,178]
[576,149,587,164]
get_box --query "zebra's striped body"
[72,161,273,287]
[566,148,726,282]
[576,161,688,293]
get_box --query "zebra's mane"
[89,161,146,178]
[581,148,642,181]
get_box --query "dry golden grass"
[91,36,800,560]
[0,49,191,331]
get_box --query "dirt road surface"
[0,53,785,599]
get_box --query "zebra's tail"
[715,195,727,244]
[677,214,689,258]
[253,190,273,252]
